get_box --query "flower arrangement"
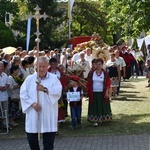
[75,32,107,51]
[91,32,102,41]
[13,74,24,85]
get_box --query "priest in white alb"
[20,56,62,150]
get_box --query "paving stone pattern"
[0,134,150,150]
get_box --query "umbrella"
[2,46,16,54]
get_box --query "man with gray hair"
[85,47,93,68]
[20,56,62,150]
[71,48,82,68]
[76,52,91,79]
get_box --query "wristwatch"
[43,87,47,93]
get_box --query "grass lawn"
[0,77,150,139]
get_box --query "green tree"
[0,20,16,48]
[11,0,67,50]
[0,0,19,23]
[101,0,150,42]
[71,1,111,44]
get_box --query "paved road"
[0,134,149,150]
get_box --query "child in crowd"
[106,53,120,100]
[67,76,83,129]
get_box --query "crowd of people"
[0,44,150,149]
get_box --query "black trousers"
[138,60,143,76]
[27,132,56,150]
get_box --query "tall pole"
[30,5,48,141]
[68,19,71,39]
[68,0,75,39]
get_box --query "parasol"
[2,46,16,54]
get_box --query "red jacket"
[86,69,111,104]
[48,67,69,90]
[120,51,131,67]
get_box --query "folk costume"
[87,69,112,123]
[68,76,83,129]
[106,59,120,87]
[120,47,131,79]
[48,67,68,89]
[48,66,68,121]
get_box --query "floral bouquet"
[14,74,24,85]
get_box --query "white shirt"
[20,72,62,133]
[85,54,93,68]
[8,75,20,99]
[68,87,84,94]
[115,57,126,70]
[0,72,10,102]
[106,59,120,67]
[28,66,35,75]
[93,71,104,92]
[67,59,72,70]
[130,50,136,58]
[76,59,91,78]
[60,54,67,67]
[72,53,80,62]
[135,51,143,60]
[103,61,107,70]
[20,68,30,79]
[50,70,61,79]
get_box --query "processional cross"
[29,5,48,141]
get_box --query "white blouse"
[92,71,104,92]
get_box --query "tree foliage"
[71,1,111,43]
[0,0,19,22]
[0,20,16,48]
[1,0,150,49]
[101,0,150,39]
[11,0,67,50]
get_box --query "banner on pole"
[26,18,31,51]
[68,0,75,20]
